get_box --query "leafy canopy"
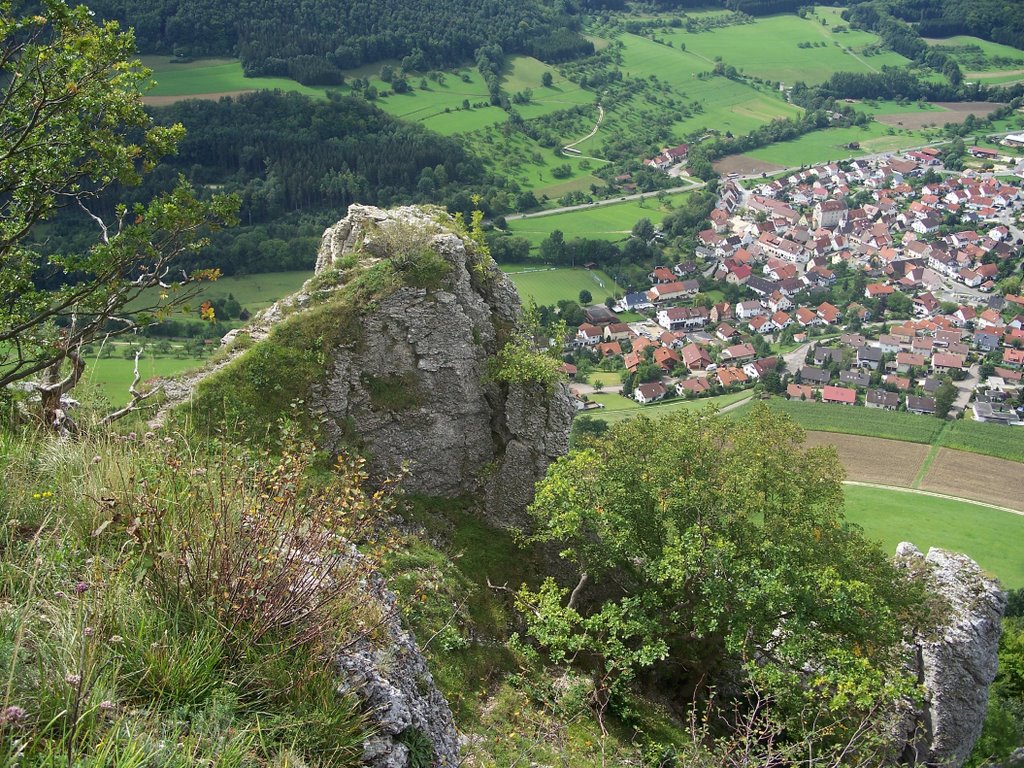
[518,404,925,753]
[0,0,237,395]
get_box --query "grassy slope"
[142,56,330,99]
[844,485,1024,588]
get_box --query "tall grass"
[0,423,395,766]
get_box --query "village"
[567,142,1024,426]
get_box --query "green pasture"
[142,57,328,99]
[128,270,311,317]
[924,35,1024,69]
[660,12,910,85]
[586,390,753,422]
[505,268,622,306]
[507,193,690,247]
[746,122,932,167]
[854,99,951,117]
[730,398,946,443]
[843,485,1024,588]
[81,346,206,405]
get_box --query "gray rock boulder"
[336,562,459,768]
[311,204,574,528]
[895,543,1007,767]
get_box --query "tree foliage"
[518,405,925,757]
[0,0,237,421]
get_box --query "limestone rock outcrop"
[336,559,459,768]
[311,204,575,527]
[895,542,1007,767]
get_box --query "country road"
[504,178,706,221]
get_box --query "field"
[802,432,930,487]
[585,391,752,423]
[505,268,622,306]
[81,346,207,405]
[659,10,910,86]
[843,485,1024,588]
[924,35,1024,83]
[507,193,692,247]
[128,271,311,320]
[141,57,329,103]
[919,448,1024,511]
[735,398,946,443]
[744,122,932,167]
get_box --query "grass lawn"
[506,268,622,306]
[587,390,752,422]
[843,485,1024,588]
[507,194,690,247]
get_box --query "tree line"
[86,0,593,85]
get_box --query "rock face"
[311,204,575,528]
[895,543,1007,767]
[336,561,459,768]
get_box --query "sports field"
[843,485,1024,588]
[505,268,622,306]
[507,193,691,247]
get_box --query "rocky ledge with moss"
[190,204,575,528]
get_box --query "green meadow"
[745,122,932,167]
[505,268,622,306]
[127,271,311,318]
[586,391,753,422]
[660,11,911,86]
[141,57,329,99]
[843,485,1024,588]
[507,193,691,247]
[81,346,206,405]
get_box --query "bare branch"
[100,348,157,426]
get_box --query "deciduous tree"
[0,0,237,427]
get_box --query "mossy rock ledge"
[194,204,575,528]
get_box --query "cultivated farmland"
[802,432,929,487]
[843,485,1024,588]
[919,448,1024,511]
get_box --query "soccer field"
[505,268,622,306]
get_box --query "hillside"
[85,0,591,81]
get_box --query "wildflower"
[65,673,82,686]
[108,635,123,645]
[32,493,41,499]
[74,582,89,594]
[83,627,95,637]
[41,491,52,498]
[54,590,67,599]
[91,455,102,464]
[98,700,115,712]
[0,705,26,725]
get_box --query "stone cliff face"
[895,543,1007,767]
[311,204,575,527]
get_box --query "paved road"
[503,179,706,221]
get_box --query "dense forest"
[852,0,1024,52]
[85,0,592,83]
[36,92,495,275]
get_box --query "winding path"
[562,104,605,154]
